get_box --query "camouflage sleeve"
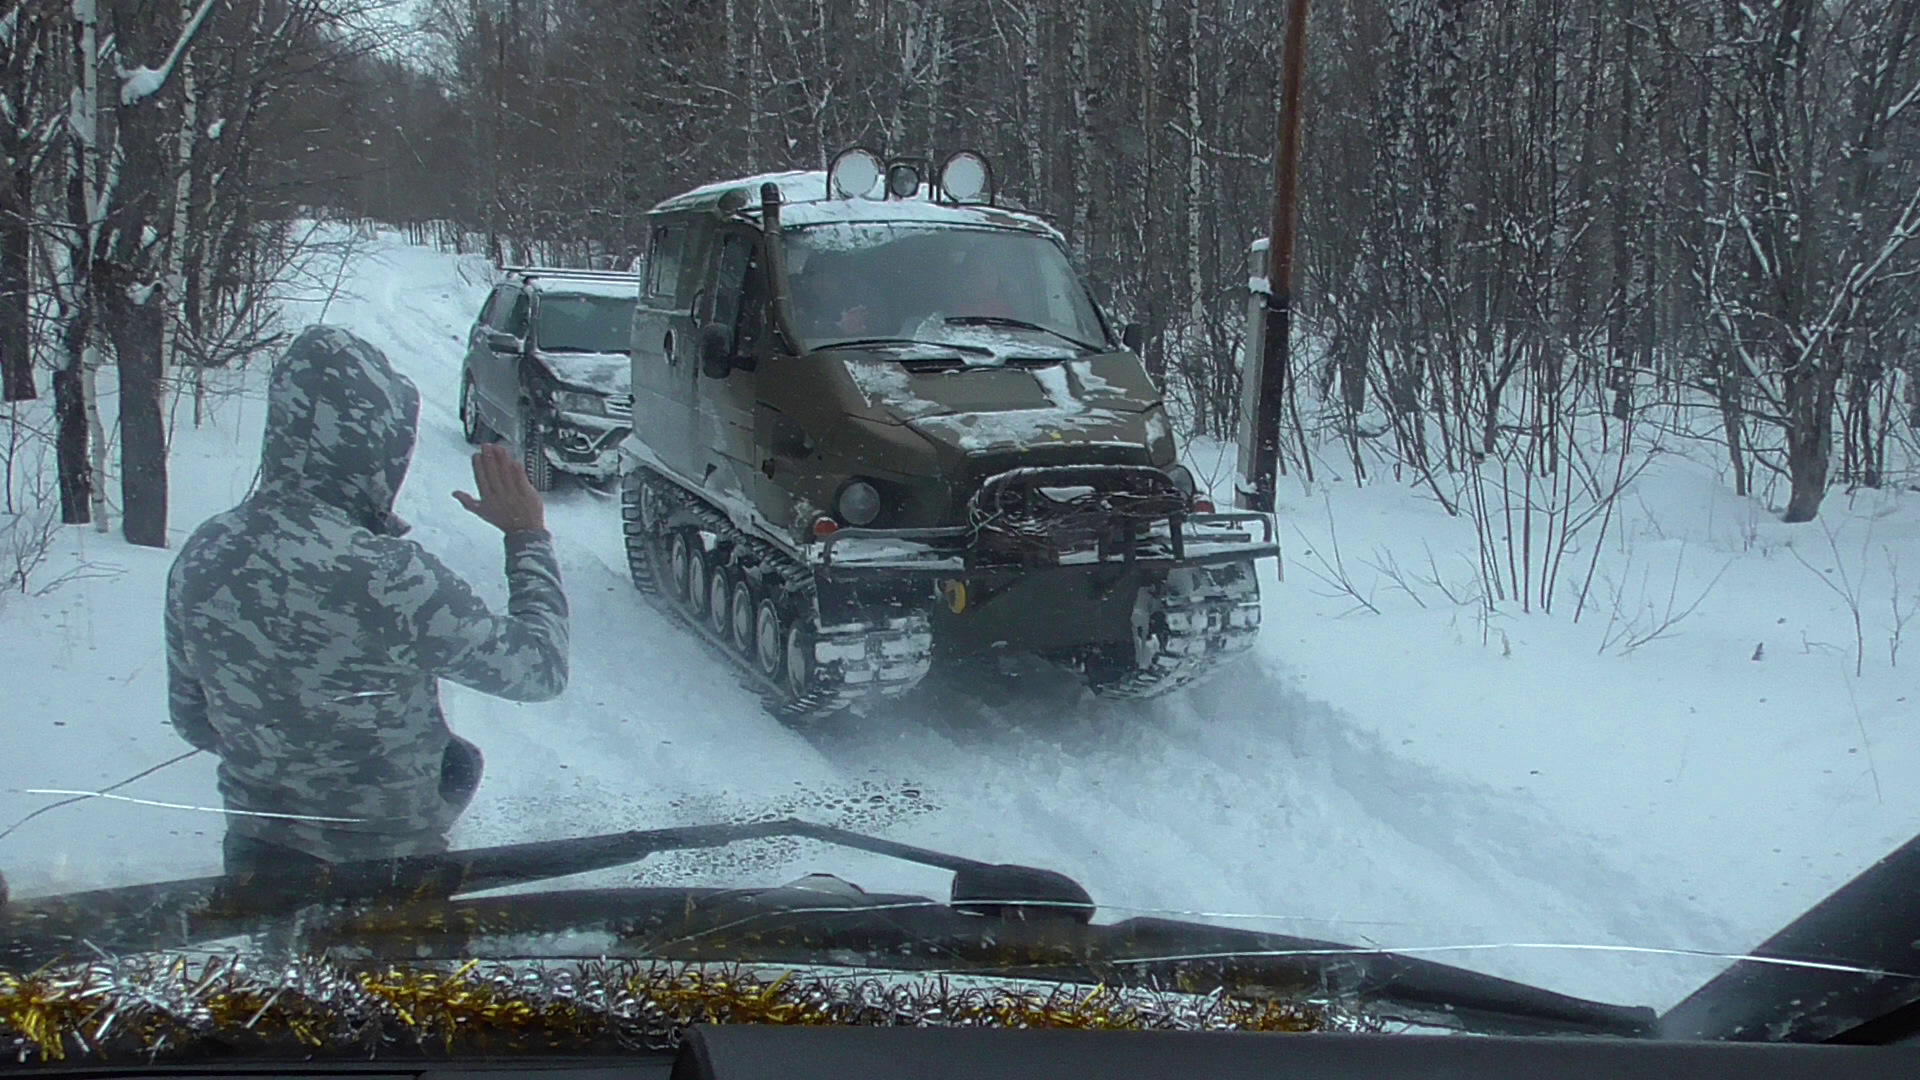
[396,530,570,702]
[164,587,220,752]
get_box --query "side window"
[648,225,685,306]
[479,286,513,328]
[708,232,753,333]
[736,252,768,355]
[499,289,531,337]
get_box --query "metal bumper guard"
[547,411,629,476]
[815,463,1279,581]
[814,511,1278,582]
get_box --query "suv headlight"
[1164,464,1197,499]
[837,480,883,526]
[553,390,608,416]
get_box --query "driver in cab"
[793,261,875,339]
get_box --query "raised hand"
[453,443,547,535]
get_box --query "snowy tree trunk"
[0,4,35,403]
[1068,1,1092,254]
[0,149,29,401]
[73,0,109,533]
[105,267,168,547]
[1184,0,1203,347]
[162,0,198,376]
[927,4,944,148]
[1140,0,1163,383]
[747,0,761,164]
[1782,357,1839,523]
[1021,1,1043,203]
[106,0,216,548]
[727,0,749,162]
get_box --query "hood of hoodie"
[257,325,421,536]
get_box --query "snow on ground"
[3,227,1917,1016]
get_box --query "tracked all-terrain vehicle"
[618,149,1279,720]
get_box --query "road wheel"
[784,622,815,701]
[729,578,757,655]
[459,374,489,444]
[519,401,555,492]
[669,532,695,611]
[755,599,786,681]
[707,563,734,639]
[684,539,711,618]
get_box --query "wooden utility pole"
[1248,0,1309,512]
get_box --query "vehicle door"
[466,285,513,425]
[474,283,530,431]
[630,216,700,479]
[693,226,763,501]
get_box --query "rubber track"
[621,468,932,722]
[1084,562,1264,700]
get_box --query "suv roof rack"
[502,265,641,281]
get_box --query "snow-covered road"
[11,230,1918,1015]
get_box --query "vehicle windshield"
[784,223,1109,352]
[534,293,633,354]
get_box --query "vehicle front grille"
[958,445,1152,496]
[966,464,1185,564]
[606,394,634,421]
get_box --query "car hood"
[537,350,631,395]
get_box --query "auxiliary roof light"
[885,160,924,199]
[827,147,884,200]
[937,150,994,204]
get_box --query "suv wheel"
[519,399,555,492]
[460,374,488,444]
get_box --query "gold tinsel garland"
[0,955,1338,1063]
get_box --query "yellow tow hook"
[940,579,969,615]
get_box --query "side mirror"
[486,329,523,353]
[1121,323,1144,353]
[700,324,733,379]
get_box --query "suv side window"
[499,288,531,337]
[648,225,685,307]
[480,286,513,328]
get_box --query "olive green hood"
[835,351,1173,461]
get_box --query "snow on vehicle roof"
[650,169,822,213]
[651,169,1063,243]
[520,275,640,300]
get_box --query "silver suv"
[459,266,639,489]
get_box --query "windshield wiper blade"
[944,316,1101,353]
[812,336,994,357]
[0,819,1020,968]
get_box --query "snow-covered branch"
[119,0,218,106]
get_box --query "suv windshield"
[535,293,633,354]
[784,223,1109,352]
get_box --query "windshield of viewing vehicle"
[4,0,1920,1063]
[784,223,1109,351]
[534,293,634,354]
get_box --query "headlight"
[553,390,607,416]
[837,480,882,526]
[1165,464,1197,499]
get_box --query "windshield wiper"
[811,336,994,357]
[944,316,1101,353]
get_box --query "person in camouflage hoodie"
[165,325,569,873]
